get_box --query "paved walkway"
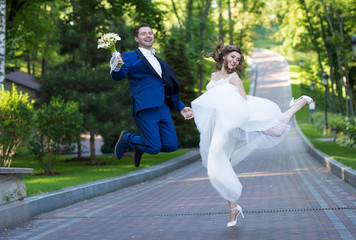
[2,49,356,240]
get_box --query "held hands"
[180,107,194,120]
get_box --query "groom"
[111,23,193,167]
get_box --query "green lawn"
[11,150,189,197]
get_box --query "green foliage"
[231,0,266,52]
[310,111,330,132]
[0,86,34,167]
[6,0,66,75]
[39,64,136,154]
[259,14,356,169]
[29,97,83,174]
[162,30,200,147]
[312,112,356,148]
[43,0,166,155]
[274,0,356,116]
[5,0,166,75]
[329,115,356,148]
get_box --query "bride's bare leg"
[265,97,309,136]
[228,201,239,222]
[283,97,309,122]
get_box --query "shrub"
[29,97,83,174]
[0,86,34,167]
[338,117,356,148]
[313,111,356,148]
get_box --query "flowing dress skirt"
[191,83,289,202]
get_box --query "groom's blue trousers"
[124,104,178,154]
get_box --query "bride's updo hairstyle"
[200,40,246,74]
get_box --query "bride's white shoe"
[226,204,244,227]
[289,95,313,110]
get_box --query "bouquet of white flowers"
[97,33,123,74]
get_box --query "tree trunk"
[90,132,96,165]
[334,65,344,113]
[198,0,212,94]
[299,0,324,71]
[185,0,193,42]
[32,49,37,76]
[239,1,247,48]
[7,0,26,23]
[41,58,48,77]
[171,0,183,30]
[321,1,350,116]
[0,0,5,89]
[27,53,31,75]
[319,13,337,113]
[227,0,233,44]
[77,138,82,159]
[337,12,354,116]
[218,0,224,41]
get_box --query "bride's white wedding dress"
[191,72,290,203]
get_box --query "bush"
[40,65,136,156]
[0,86,34,167]
[334,117,356,148]
[312,111,356,148]
[29,97,83,174]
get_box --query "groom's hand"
[112,52,124,67]
[180,107,193,120]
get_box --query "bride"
[191,42,313,227]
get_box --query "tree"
[227,0,233,44]
[30,97,83,174]
[0,85,33,167]
[163,30,199,147]
[40,0,165,163]
[275,0,355,117]
[218,0,224,41]
[198,0,212,94]
[233,0,265,52]
[0,0,5,88]
[5,0,65,76]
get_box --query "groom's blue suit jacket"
[111,49,185,116]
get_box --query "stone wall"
[0,167,33,230]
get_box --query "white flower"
[97,33,121,52]
[98,32,124,69]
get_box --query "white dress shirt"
[113,48,162,78]
[138,47,162,78]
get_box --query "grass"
[11,150,189,197]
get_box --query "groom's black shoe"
[133,148,143,167]
[114,130,129,160]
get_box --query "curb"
[1,150,201,230]
[294,120,356,188]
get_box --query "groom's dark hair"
[133,23,152,38]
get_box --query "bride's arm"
[230,74,248,100]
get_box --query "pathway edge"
[293,118,356,188]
